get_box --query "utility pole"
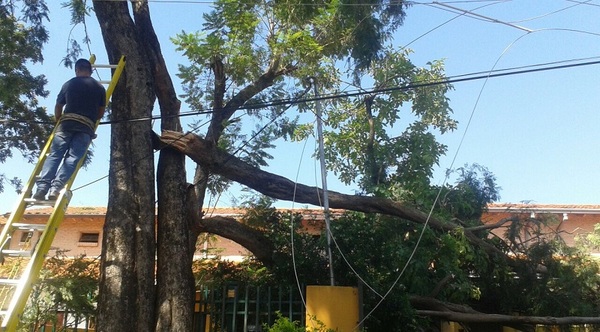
[311,77,335,286]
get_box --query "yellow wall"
[306,286,359,332]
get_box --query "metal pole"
[311,77,335,286]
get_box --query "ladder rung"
[0,279,20,286]
[93,64,118,69]
[1,250,32,257]
[23,198,56,206]
[98,80,111,84]
[11,223,46,231]
[0,310,6,316]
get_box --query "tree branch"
[194,215,275,267]
[159,130,507,260]
[411,295,600,328]
[206,57,295,143]
[465,216,518,232]
[416,309,600,326]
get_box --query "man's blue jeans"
[36,131,92,194]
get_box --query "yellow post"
[305,286,359,332]
[441,321,461,332]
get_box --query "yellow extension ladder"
[0,55,125,331]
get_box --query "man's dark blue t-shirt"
[56,76,106,136]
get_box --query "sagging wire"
[4,56,600,128]
[354,0,600,325]
[358,20,518,332]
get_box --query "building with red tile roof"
[2,204,599,259]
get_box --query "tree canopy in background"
[0,0,51,193]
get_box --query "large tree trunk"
[156,149,193,332]
[93,2,157,331]
[133,3,196,331]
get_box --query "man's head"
[74,58,93,76]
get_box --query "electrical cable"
[404,1,503,49]
[567,0,600,7]
[506,0,592,24]
[289,121,312,308]
[71,116,212,192]
[353,36,519,332]
[432,1,532,32]
[303,86,387,299]
[91,0,511,5]
[355,3,600,325]
[73,83,311,195]
[4,55,600,127]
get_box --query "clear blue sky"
[3,1,600,214]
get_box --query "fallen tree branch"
[464,216,519,232]
[159,130,507,260]
[411,296,600,328]
[416,309,600,326]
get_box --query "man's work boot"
[32,191,46,201]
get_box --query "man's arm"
[97,87,106,121]
[98,106,106,121]
[54,103,64,122]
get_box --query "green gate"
[194,283,305,332]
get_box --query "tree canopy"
[0,0,51,193]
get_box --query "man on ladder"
[31,58,106,201]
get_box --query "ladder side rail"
[104,56,126,106]
[0,127,58,251]
[1,192,72,331]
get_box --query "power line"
[87,0,511,6]
[3,56,600,126]
[432,1,532,32]
[74,78,312,193]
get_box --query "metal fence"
[37,310,95,332]
[31,283,304,332]
[194,283,306,332]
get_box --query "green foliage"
[437,163,501,221]
[173,2,451,202]
[16,252,99,331]
[0,0,99,194]
[265,313,305,332]
[0,174,23,196]
[60,0,94,67]
[231,166,600,331]
[266,313,337,332]
[576,223,600,252]
[239,197,331,285]
[192,259,273,288]
[0,0,51,173]
[327,212,478,331]
[324,49,455,196]
[168,0,600,330]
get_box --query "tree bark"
[132,2,195,332]
[130,2,195,331]
[93,1,157,331]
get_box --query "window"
[79,233,99,244]
[20,232,32,243]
